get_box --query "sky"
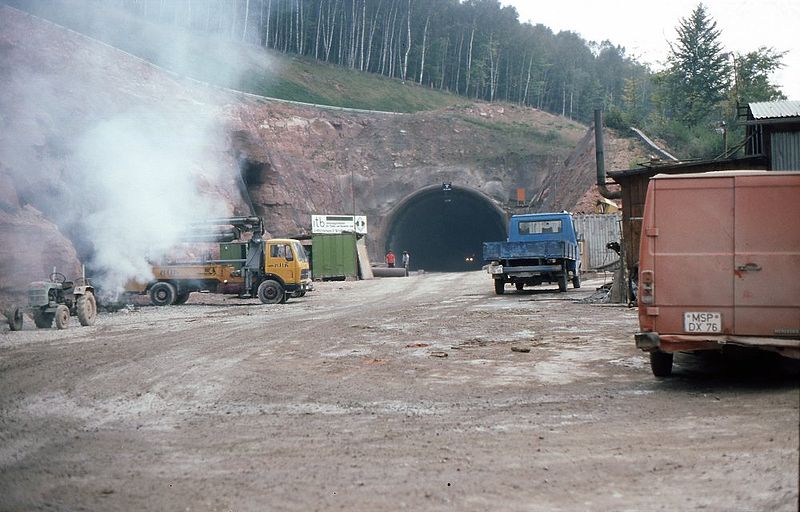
[500,0,799,100]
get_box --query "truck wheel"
[557,272,568,292]
[494,279,505,295]
[257,280,284,304]
[174,292,191,305]
[33,310,54,328]
[572,274,581,289]
[515,282,524,291]
[76,292,97,326]
[149,282,177,306]
[54,304,70,330]
[650,350,674,377]
[7,307,24,331]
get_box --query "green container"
[219,242,248,269]
[312,233,357,280]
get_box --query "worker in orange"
[385,250,396,268]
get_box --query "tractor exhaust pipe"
[595,109,622,200]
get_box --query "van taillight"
[640,270,654,304]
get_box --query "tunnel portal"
[385,185,508,272]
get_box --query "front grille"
[29,288,49,307]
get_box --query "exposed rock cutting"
[0,5,649,302]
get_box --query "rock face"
[0,206,82,309]
[0,6,249,299]
[0,5,648,302]
[229,100,589,244]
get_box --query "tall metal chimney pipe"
[594,109,622,199]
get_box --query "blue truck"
[483,212,581,294]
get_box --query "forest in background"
[5,0,789,159]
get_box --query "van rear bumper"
[636,331,800,359]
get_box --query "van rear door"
[733,174,800,336]
[648,176,736,335]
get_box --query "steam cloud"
[75,111,227,297]
[0,2,289,302]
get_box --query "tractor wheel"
[33,309,54,328]
[149,282,177,306]
[174,292,191,305]
[257,280,285,304]
[7,307,24,331]
[76,291,97,326]
[54,305,70,330]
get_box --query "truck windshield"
[292,241,309,262]
[518,219,562,235]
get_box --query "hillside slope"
[3,0,463,113]
[0,5,648,305]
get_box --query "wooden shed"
[604,100,800,290]
[607,156,768,276]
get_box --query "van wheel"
[494,279,505,295]
[650,350,674,377]
[149,282,177,306]
[54,305,70,330]
[257,280,284,304]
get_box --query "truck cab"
[261,238,312,298]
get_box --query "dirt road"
[1,271,798,511]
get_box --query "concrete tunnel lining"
[383,184,508,272]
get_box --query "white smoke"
[75,110,228,296]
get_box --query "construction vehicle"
[8,269,97,330]
[124,217,312,305]
[483,212,581,294]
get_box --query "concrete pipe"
[372,267,408,278]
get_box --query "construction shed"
[745,100,800,170]
[606,99,800,294]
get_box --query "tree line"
[71,1,796,157]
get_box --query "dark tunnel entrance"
[385,185,508,272]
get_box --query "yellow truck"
[125,217,312,305]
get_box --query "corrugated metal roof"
[749,100,800,119]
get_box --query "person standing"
[386,250,396,268]
[401,251,410,270]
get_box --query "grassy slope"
[4,0,582,155]
[5,0,461,113]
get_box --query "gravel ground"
[1,271,798,511]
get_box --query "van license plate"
[684,312,722,333]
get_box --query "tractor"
[8,271,97,330]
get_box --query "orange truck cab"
[635,171,800,376]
